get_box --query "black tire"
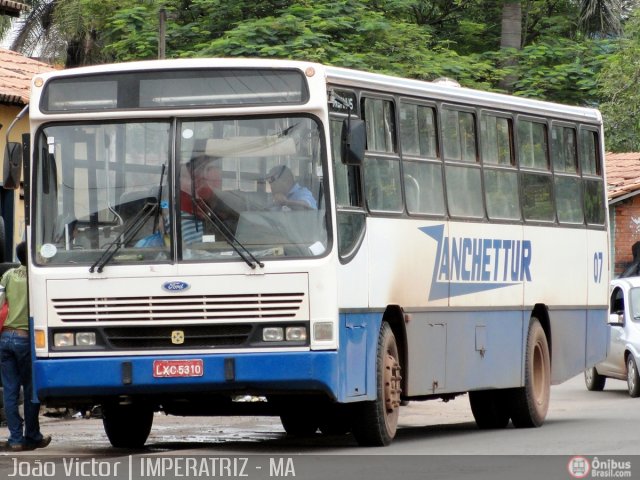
[469,390,510,429]
[279,411,318,436]
[509,318,550,428]
[584,366,606,391]
[318,404,351,435]
[351,322,402,446]
[627,356,640,398]
[102,403,153,448]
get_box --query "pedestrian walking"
[0,241,51,451]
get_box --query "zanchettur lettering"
[436,237,532,283]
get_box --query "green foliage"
[101,3,160,61]
[1,0,635,151]
[502,38,609,105]
[598,10,640,151]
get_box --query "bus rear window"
[41,69,309,112]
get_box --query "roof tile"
[606,152,640,201]
[0,48,54,105]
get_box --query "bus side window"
[399,102,444,217]
[362,97,402,213]
[552,124,583,225]
[442,107,483,218]
[330,116,366,258]
[580,128,605,226]
[517,118,554,222]
[481,113,520,221]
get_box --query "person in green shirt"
[0,242,51,451]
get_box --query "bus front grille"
[103,324,253,349]
[51,293,305,323]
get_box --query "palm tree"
[7,1,62,61]
[498,1,522,91]
[579,0,624,36]
[2,0,102,67]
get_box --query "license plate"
[153,359,204,378]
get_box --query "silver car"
[584,277,640,397]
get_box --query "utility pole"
[158,8,166,59]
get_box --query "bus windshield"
[34,116,328,266]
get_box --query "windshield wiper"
[194,198,264,269]
[89,201,157,273]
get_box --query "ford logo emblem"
[162,281,190,292]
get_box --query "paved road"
[2,374,636,456]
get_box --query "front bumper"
[34,350,340,402]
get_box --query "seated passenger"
[265,165,317,210]
[180,155,222,244]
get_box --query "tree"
[3,0,124,67]
[598,9,640,151]
[0,0,623,112]
[579,0,623,36]
[499,0,522,90]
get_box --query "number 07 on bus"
[5,58,609,447]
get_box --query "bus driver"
[265,165,317,210]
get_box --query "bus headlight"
[53,333,74,347]
[262,327,284,342]
[53,332,97,347]
[285,326,307,341]
[76,332,96,346]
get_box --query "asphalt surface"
[0,373,636,456]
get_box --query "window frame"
[361,93,403,215]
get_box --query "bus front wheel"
[509,318,550,428]
[102,403,154,448]
[279,411,318,436]
[351,322,402,446]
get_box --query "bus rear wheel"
[102,403,154,448]
[351,322,402,446]
[469,390,510,429]
[509,318,550,428]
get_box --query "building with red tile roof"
[607,152,640,275]
[0,47,54,254]
[0,47,54,106]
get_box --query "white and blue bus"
[9,58,609,447]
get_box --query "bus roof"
[324,65,602,124]
[33,57,601,124]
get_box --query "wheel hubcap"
[384,353,402,413]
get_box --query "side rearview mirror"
[341,118,365,166]
[3,141,22,190]
[608,312,624,326]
